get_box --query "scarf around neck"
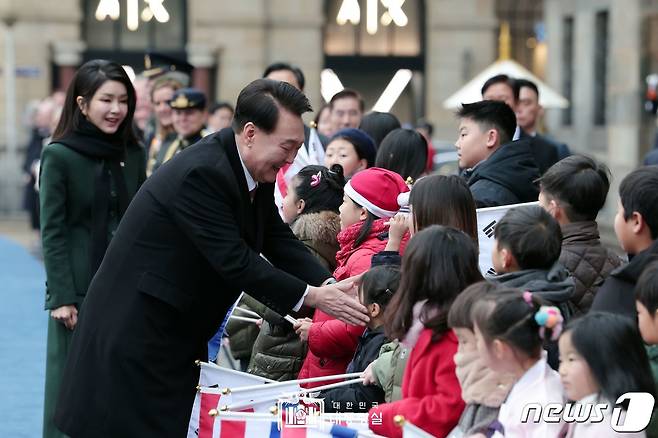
[55,118,130,279]
[334,218,389,269]
[454,337,514,406]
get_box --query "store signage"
[336,0,408,35]
[95,0,170,31]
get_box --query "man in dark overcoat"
[54,79,368,437]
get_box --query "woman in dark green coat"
[39,60,145,438]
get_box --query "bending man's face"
[245,107,304,183]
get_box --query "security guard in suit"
[151,88,211,173]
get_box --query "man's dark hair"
[514,78,539,99]
[481,74,519,102]
[495,205,563,270]
[636,261,658,316]
[262,62,305,90]
[232,78,312,134]
[456,100,516,145]
[539,155,611,222]
[619,165,658,239]
[329,88,365,112]
[208,101,234,115]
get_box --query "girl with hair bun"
[472,289,566,438]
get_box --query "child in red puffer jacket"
[295,168,410,388]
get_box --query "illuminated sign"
[336,0,408,35]
[95,0,170,31]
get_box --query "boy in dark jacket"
[592,165,658,319]
[489,205,575,369]
[321,265,400,413]
[456,100,540,208]
[538,155,622,314]
[455,100,539,207]
[489,205,575,320]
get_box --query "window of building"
[324,0,423,57]
[594,10,609,126]
[561,16,574,126]
[495,0,544,68]
[83,0,186,52]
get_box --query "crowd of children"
[215,73,658,438]
[36,57,658,438]
[221,153,658,437]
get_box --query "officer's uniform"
[151,88,211,174]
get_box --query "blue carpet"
[0,237,47,437]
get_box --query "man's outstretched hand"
[304,277,369,326]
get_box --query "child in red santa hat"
[295,168,411,388]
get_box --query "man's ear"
[241,122,257,147]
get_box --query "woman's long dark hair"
[359,111,401,148]
[385,225,483,341]
[410,174,478,250]
[375,128,427,181]
[53,59,137,145]
[567,312,656,404]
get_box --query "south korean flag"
[476,202,539,277]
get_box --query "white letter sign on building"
[95,0,170,31]
[336,0,408,34]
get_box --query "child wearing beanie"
[324,128,377,179]
[295,168,410,388]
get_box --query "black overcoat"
[54,128,331,437]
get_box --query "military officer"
[151,88,211,173]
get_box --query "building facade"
[543,0,658,220]
[0,0,655,215]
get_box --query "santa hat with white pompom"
[343,167,411,219]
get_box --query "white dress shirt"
[236,142,309,312]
